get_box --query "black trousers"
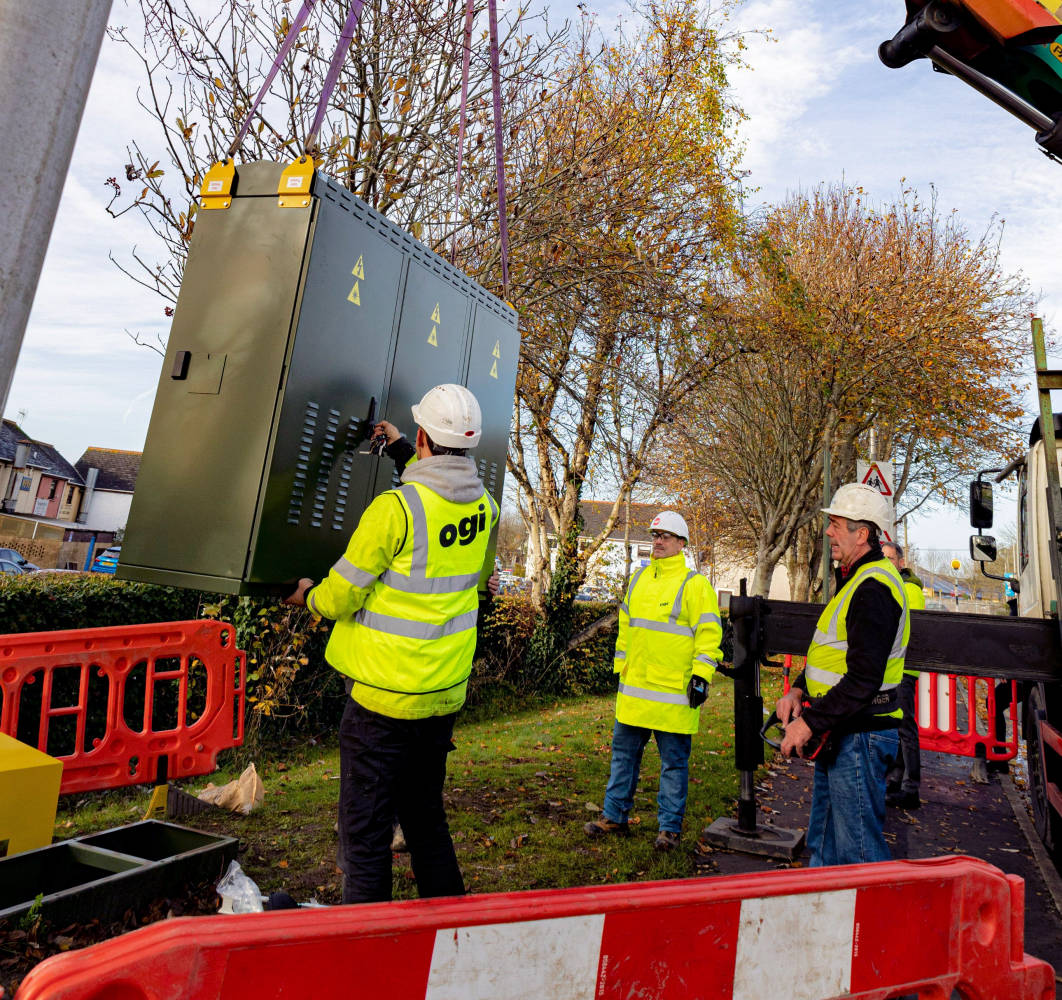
[886,674,921,794]
[338,697,465,904]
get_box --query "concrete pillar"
[0,0,112,417]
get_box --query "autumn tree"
[105,0,567,302]
[469,0,746,677]
[652,183,1032,598]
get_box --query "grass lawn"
[54,671,785,904]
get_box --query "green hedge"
[0,576,619,746]
[472,597,618,699]
[0,573,201,633]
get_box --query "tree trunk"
[749,556,776,597]
[785,521,824,603]
[524,514,585,691]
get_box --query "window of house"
[637,545,651,558]
[47,479,58,499]
[66,485,75,503]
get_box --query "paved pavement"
[694,750,1062,973]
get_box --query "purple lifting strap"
[227,0,319,159]
[451,0,476,264]
[308,0,366,145]
[487,0,511,296]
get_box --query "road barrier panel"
[14,856,1055,1000]
[0,621,246,795]
[917,673,1018,761]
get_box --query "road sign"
[856,458,895,542]
[858,459,893,497]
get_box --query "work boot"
[654,831,680,851]
[584,816,629,837]
[886,789,921,810]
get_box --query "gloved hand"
[687,676,709,708]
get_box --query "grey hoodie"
[401,455,485,504]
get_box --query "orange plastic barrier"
[15,856,1054,1000]
[779,658,1019,763]
[917,673,1019,762]
[0,621,245,795]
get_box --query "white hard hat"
[650,510,689,541]
[822,483,892,536]
[411,384,482,449]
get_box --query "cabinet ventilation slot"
[287,402,319,525]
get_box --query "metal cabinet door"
[371,258,472,496]
[248,194,406,585]
[463,301,519,506]
[121,194,314,588]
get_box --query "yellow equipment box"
[0,733,62,856]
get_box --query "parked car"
[90,545,121,574]
[0,559,28,575]
[0,547,40,572]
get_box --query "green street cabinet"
[119,160,518,595]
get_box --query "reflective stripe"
[333,556,378,589]
[805,664,899,695]
[805,664,841,688]
[380,569,481,594]
[620,602,629,616]
[400,484,430,575]
[628,618,695,638]
[355,607,479,640]
[697,612,721,628]
[307,590,322,617]
[624,567,646,609]
[812,629,843,649]
[695,654,717,667]
[614,650,626,660]
[670,571,696,622]
[618,682,689,706]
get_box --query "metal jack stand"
[701,584,805,860]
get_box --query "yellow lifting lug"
[278,155,315,208]
[200,159,236,210]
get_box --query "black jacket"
[793,543,902,735]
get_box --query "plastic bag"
[216,860,266,913]
[198,762,265,815]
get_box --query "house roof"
[75,448,141,493]
[0,420,84,485]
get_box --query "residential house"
[0,420,85,522]
[74,448,141,534]
[534,499,791,601]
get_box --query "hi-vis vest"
[805,557,908,722]
[901,572,925,678]
[613,553,723,735]
[310,480,498,720]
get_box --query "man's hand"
[374,420,403,445]
[775,687,805,726]
[284,578,314,607]
[780,714,813,758]
[687,676,709,708]
[487,571,500,597]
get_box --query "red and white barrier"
[15,856,1054,1000]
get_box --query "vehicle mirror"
[969,534,997,563]
[969,481,993,529]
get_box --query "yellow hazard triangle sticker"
[428,325,438,346]
[347,282,360,305]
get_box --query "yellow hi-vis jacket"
[805,557,908,722]
[306,456,498,720]
[901,571,925,679]
[613,553,723,735]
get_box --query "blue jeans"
[602,721,692,833]
[807,729,899,867]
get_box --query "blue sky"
[9,0,1054,554]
